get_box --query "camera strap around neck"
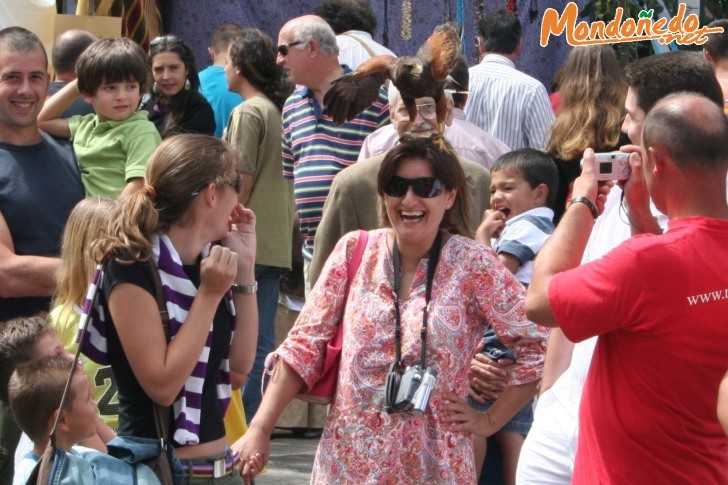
[392,231,442,370]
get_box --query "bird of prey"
[323,26,461,149]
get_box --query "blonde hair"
[93,134,238,263]
[545,45,626,161]
[53,197,117,322]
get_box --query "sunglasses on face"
[191,175,243,197]
[150,35,183,47]
[277,40,304,56]
[218,175,243,194]
[385,176,444,198]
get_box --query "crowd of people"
[0,1,727,484]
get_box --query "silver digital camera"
[580,151,631,181]
[385,364,438,415]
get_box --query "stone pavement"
[256,430,319,484]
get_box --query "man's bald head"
[52,29,97,79]
[280,15,339,56]
[643,92,728,172]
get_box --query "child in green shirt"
[39,37,161,198]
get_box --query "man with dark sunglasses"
[275,15,390,295]
[309,85,491,286]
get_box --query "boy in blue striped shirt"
[471,148,558,483]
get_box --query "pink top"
[276,229,547,483]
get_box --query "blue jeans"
[243,265,282,422]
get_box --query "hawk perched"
[323,26,461,147]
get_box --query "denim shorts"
[467,396,535,435]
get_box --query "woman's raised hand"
[224,204,257,277]
[199,245,238,298]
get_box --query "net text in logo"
[541,2,724,47]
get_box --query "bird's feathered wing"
[419,27,461,82]
[323,55,395,125]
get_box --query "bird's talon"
[431,134,448,152]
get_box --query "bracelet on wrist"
[231,282,257,294]
[569,196,599,220]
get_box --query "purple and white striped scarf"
[79,234,235,445]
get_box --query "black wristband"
[569,196,599,219]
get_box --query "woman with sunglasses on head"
[222,28,294,423]
[139,35,216,138]
[232,138,547,483]
[88,134,262,483]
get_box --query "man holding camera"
[525,93,728,482]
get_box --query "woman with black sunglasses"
[88,134,262,483]
[139,35,216,138]
[233,138,547,483]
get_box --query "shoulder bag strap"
[331,230,369,350]
[348,230,369,283]
[148,260,171,446]
[342,33,377,59]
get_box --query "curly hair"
[545,45,626,161]
[228,28,293,111]
[315,0,377,35]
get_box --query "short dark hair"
[491,149,559,208]
[210,23,243,54]
[643,92,728,171]
[51,30,96,75]
[316,0,377,35]
[704,19,728,61]
[625,51,723,113]
[476,9,521,54]
[0,315,52,402]
[0,26,48,67]
[446,56,469,108]
[8,356,74,443]
[377,138,471,236]
[76,37,150,95]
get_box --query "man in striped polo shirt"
[277,15,390,292]
[465,9,554,150]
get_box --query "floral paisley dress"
[275,229,547,484]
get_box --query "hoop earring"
[152,82,160,94]
[184,78,191,91]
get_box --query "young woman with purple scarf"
[89,134,262,483]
